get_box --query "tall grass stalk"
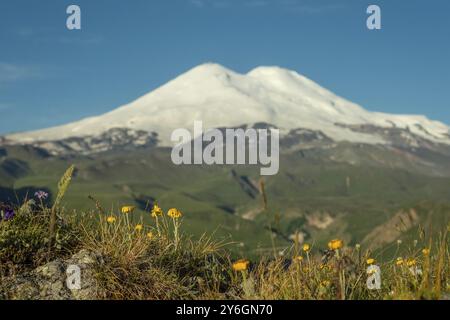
[48,165,75,259]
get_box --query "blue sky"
[0,0,449,134]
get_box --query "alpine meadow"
[1,0,449,302]
[1,64,449,300]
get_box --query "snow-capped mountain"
[3,63,450,154]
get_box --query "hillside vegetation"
[2,144,450,258]
[0,166,448,300]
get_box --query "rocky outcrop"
[0,250,102,300]
[362,209,420,249]
[2,128,159,156]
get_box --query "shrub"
[80,205,231,299]
[0,200,80,277]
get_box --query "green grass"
[1,191,448,300]
[2,144,450,258]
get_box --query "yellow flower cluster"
[135,224,143,232]
[121,206,135,214]
[396,256,421,268]
[232,259,250,271]
[328,239,343,250]
[151,204,163,218]
[149,203,185,219]
[168,208,183,219]
[367,268,377,275]
[302,243,311,253]
[320,264,331,271]
[320,280,331,287]
[366,258,376,265]
[121,204,185,219]
[406,258,416,267]
[106,216,116,224]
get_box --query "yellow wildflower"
[121,206,135,214]
[151,204,163,218]
[328,239,343,250]
[320,280,331,287]
[367,268,377,275]
[293,256,303,263]
[168,208,183,219]
[135,224,143,232]
[147,232,154,239]
[406,258,416,267]
[366,258,376,265]
[232,259,250,272]
[302,243,311,253]
[106,216,116,223]
[396,257,404,266]
[422,248,430,256]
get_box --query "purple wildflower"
[34,190,49,200]
[3,208,15,221]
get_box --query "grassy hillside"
[1,144,450,258]
[0,180,448,300]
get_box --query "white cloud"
[289,4,345,14]
[188,0,345,13]
[57,34,104,45]
[16,27,35,37]
[244,0,270,7]
[0,63,40,82]
[189,0,233,8]
[189,0,205,7]
[0,103,12,111]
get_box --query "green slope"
[1,145,449,257]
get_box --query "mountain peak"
[181,63,238,78]
[248,65,298,76]
[3,63,450,150]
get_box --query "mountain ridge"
[3,63,450,152]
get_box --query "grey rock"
[0,249,102,300]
